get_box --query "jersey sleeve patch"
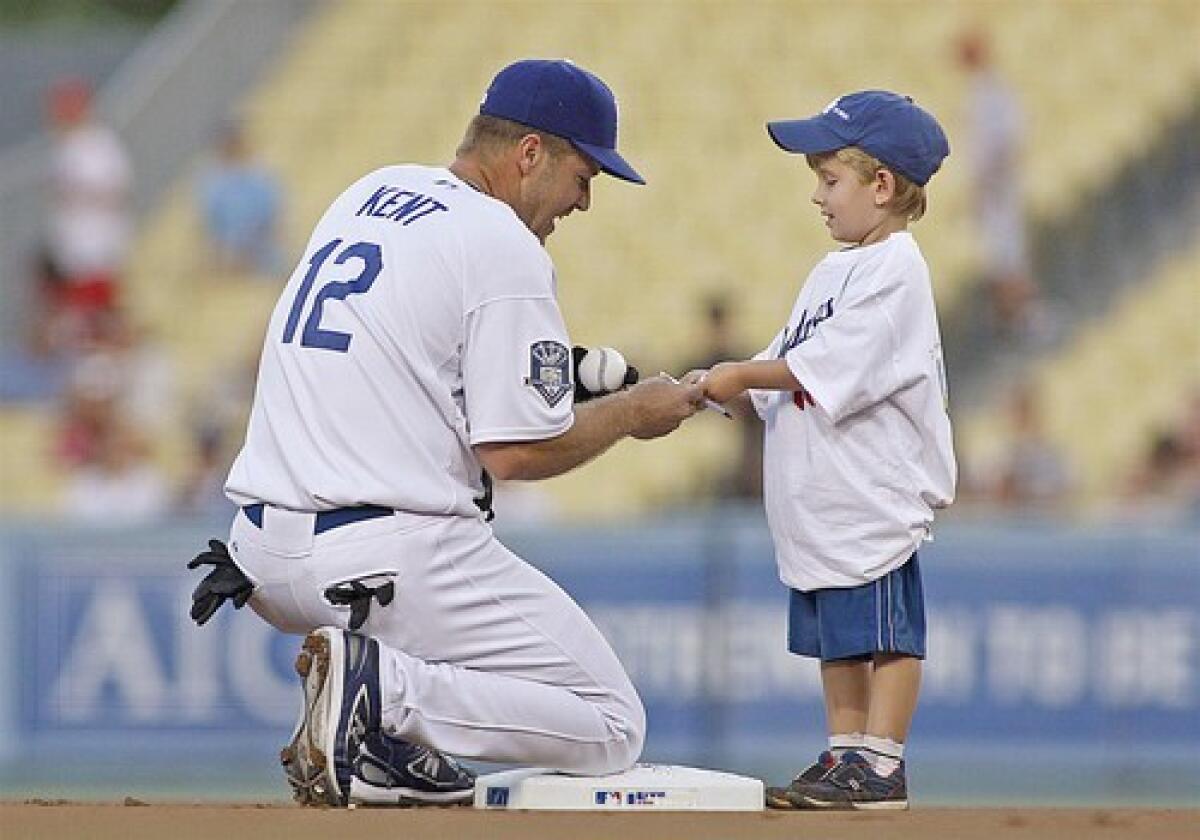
[525,340,572,407]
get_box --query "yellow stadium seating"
[959,244,1200,507]
[0,406,64,515]
[6,0,1197,518]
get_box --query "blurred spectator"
[0,246,74,403]
[176,420,235,518]
[174,348,262,516]
[196,119,284,276]
[55,363,119,469]
[955,29,1049,344]
[683,294,763,501]
[1124,392,1200,517]
[75,308,174,432]
[993,380,1072,510]
[54,307,175,468]
[60,415,170,526]
[41,76,133,350]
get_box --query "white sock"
[863,735,904,776]
[828,732,864,760]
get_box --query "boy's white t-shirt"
[225,165,573,518]
[753,232,956,592]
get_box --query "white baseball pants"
[227,505,644,775]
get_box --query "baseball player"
[693,91,956,810]
[187,59,705,807]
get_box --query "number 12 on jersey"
[282,238,382,352]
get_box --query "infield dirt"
[2,802,1198,840]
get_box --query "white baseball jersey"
[224,164,644,775]
[225,164,575,516]
[753,232,956,591]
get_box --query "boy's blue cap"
[480,59,645,185]
[767,90,949,186]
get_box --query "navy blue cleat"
[351,732,476,806]
[280,627,475,807]
[799,750,908,810]
[765,750,839,809]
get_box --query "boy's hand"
[702,362,747,405]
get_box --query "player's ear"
[516,134,544,176]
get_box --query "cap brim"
[766,118,846,154]
[574,140,646,185]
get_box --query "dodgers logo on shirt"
[526,340,572,407]
[778,297,835,356]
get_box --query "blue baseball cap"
[767,90,949,186]
[480,59,644,185]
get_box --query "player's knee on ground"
[590,690,646,775]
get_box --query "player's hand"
[701,362,747,405]
[680,368,708,386]
[187,539,254,626]
[627,375,705,440]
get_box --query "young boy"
[695,91,956,810]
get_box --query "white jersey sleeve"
[457,202,574,444]
[783,235,930,423]
[464,296,574,444]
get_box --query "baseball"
[578,346,628,393]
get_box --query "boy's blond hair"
[806,148,928,221]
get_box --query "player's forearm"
[475,391,635,481]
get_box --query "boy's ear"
[874,168,897,206]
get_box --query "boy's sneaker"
[764,750,838,809]
[800,750,908,810]
[279,627,475,807]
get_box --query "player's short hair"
[457,114,575,160]
[806,147,928,221]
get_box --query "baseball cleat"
[764,750,839,809]
[280,628,474,807]
[282,628,357,806]
[799,750,909,810]
[349,735,475,806]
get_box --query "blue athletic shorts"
[787,553,926,661]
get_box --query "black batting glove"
[187,539,254,626]
[572,346,596,403]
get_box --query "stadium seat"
[8,0,1194,517]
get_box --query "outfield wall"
[0,511,1196,804]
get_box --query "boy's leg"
[858,653,921,778]
[821,658,870,736]
[767,593,873,809]
[866,653,921,741]
[800,556,924,810]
